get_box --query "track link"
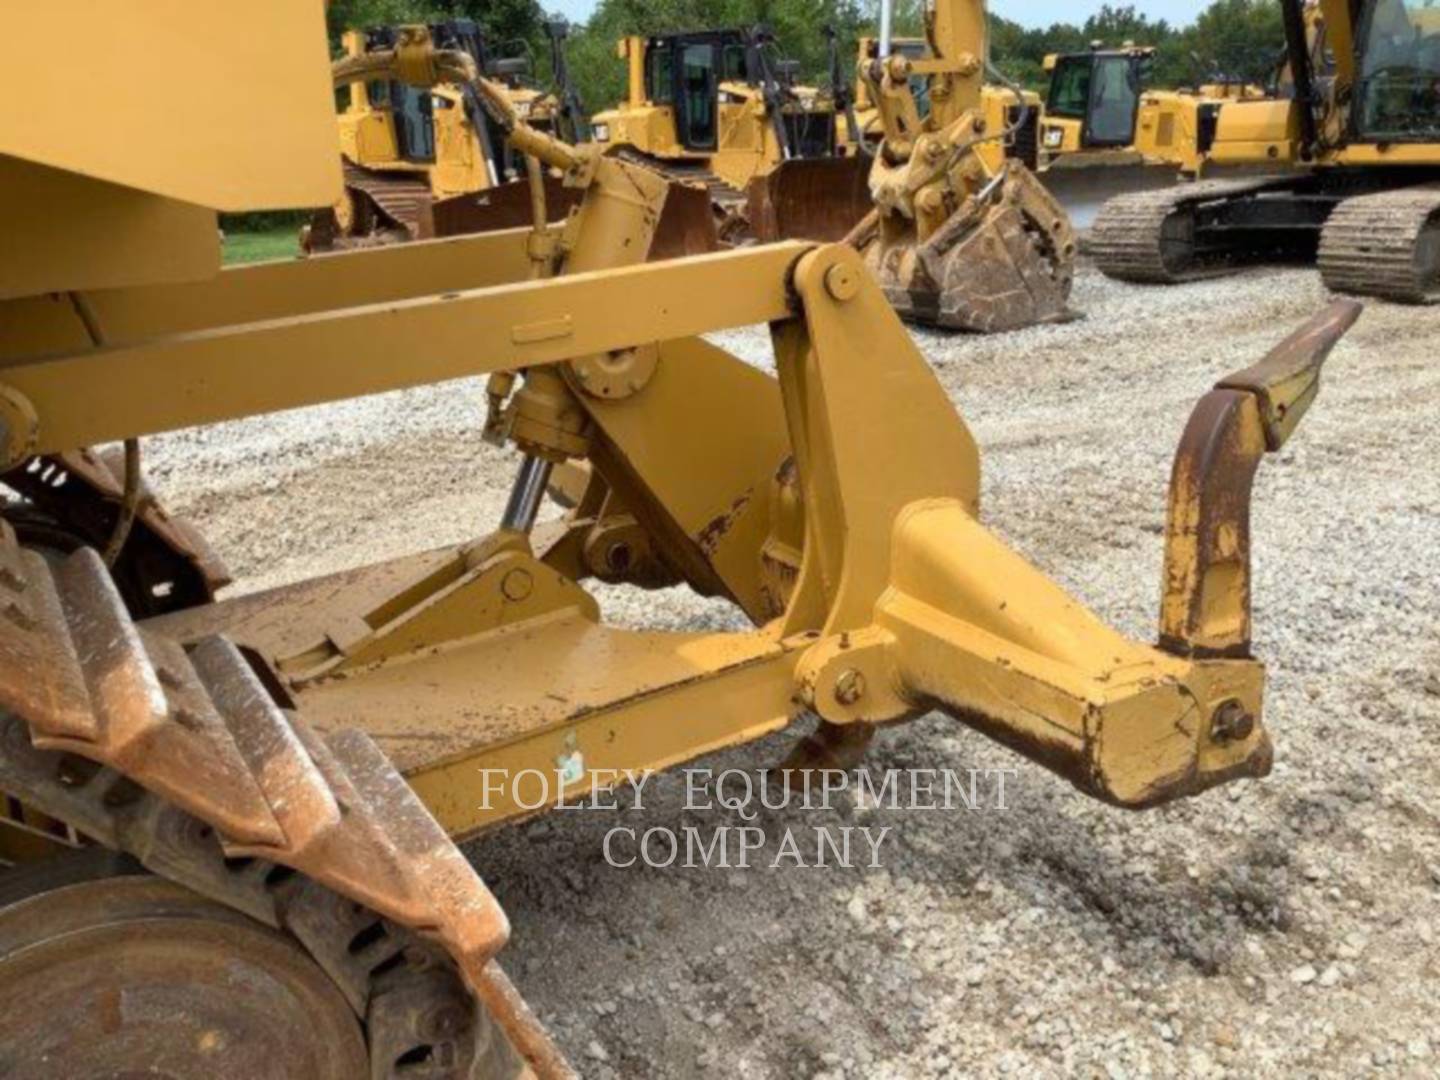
[344,160,437,238]
[0,521,571,1078]
[1090,177,1288,283]
[613,149,745,208]
[1318,184,1440,303]
[2,447,229,617]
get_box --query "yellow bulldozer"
[1039,45,1267,177]
[307,18,574,250]
[0,3,1357,1076]
[590,25,872,241]
[1092,0,1440,302]
[307,17,716,258]
[846,0,1078,330]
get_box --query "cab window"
[1047,56,1092,119]
[646,43,674,104]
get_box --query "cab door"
[1085,54,1143,146]
[672,36,720,151]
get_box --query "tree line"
[326,0,1288,111]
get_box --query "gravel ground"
[146,262,1440,1078]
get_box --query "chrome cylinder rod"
[501,455,554,533]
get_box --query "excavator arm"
[851,0,1078,331]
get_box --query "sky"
[545,0,1211,30]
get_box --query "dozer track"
[1,447,230,618]
[612,148,749,239]
[1318,184,1440,303]
[1089,176,1291,283]
[0,522,569,1078]
[340,160,438,242]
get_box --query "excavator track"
[1090,177,1291,283]
[0,522,570,1078]
[1318,184,1440,303]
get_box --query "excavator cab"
[1042,47,1152,154]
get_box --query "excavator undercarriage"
[1094,0,1440,304]
[0,7,1357,1077]
[1093,169,1440,302]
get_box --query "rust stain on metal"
[695,489,753,557]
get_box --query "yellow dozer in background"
[0,2,1358,1076]
[591,26,871,240]
[307,19,574,250]
[847,0,1077,331]
[1092,0,1440,302]
[308,18,717,258]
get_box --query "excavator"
[1,3,1356,1076]
[841,34,1044,172]
[846,0,1077,330]
[590,26,871,241]
[1093,0,1440,302]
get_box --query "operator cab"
[1354,0,1440,140]
[644,30,750,151]
[1045,47,1151,147]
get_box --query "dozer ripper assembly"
[1,4,1356,1076]
[592,26,870,242]
[847,0,1077,331]
[1093,0,1440,302]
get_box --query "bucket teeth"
[0,528,510,983]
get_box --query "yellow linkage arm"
[776,245,1355,807]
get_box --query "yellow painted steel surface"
[2,3,339,211]
[0,157,218,301]
[0,243,804,456]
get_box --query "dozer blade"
[431,173,583,236]
[649,179,722,260]
[1037,155,1181,229]
[746,156,873,243]
[429,174,717,261]
[858,164,1077,333]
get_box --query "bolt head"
[500,568,534,602]
[1210,700,1255,743]
[824,262,860,302]
[834,668,866,706]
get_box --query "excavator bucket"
[747,155,873,242]
[856,164,1077,332]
